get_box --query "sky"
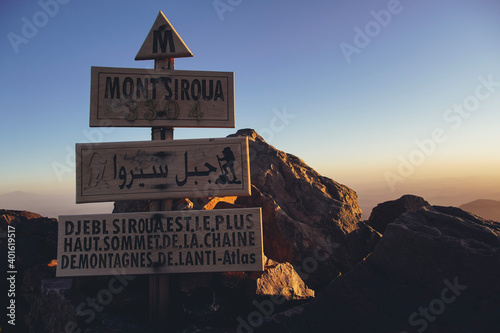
[1,0,500,218]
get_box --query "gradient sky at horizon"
[1,0,500,202]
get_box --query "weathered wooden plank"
[56,208,264,277]
[76,137,250,203]
[89,66,234,128]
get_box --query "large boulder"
[257,206,500,332]
[228,129,380,289]
[0,209,58,268]
[108,129,379,329]
[114,129,380,291]
[366,194,430,233]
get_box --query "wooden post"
[149,57,174,333]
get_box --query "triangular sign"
[135,11,193,60]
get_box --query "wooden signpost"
[57,11,262,332]
[56,208,263,277]
[89,67,234,128]
[76,137,250,203]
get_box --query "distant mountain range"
[459,199,500,222]
[0,191,113,218]
[353,176,500,219]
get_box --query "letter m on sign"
[135,11,193,60]
[153,28,175,53]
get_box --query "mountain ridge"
[459,198,500,222]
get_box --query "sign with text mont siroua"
[90,66,234,128]
[76,137,250,203]
[56,208,263,277]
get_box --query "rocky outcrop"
[256,257,314,300]
[367,194,430,233]
[228,129,380,289]
[0,209,58,267]
[115,129,380,291]
[258,206,500,332]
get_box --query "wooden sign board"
[76,137,250,203]
[89,66,234,128]
[56,208,263,277]
[135,11,193,60]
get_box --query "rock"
[113,198,197,213]
[25,290,77,333]
[228,129,380,289]
[113,129,379,292]
[0,209,43,222]
[367,194,430,233]
[177,273,214,294]
[0,209,58,268]
[176,198,195,210]
[0,210,68,332]
[203,196,238,210]
[41,278,73,294]
[229,129,362,234]
[257,206,500,332]
[256,259,314,300]
[113,129,379,291]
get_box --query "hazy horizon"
[2,173,499,220]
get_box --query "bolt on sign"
[56,208,263,277]
[76,137,250,203]
[89,67,234,128]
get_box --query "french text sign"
[76,137,250,203]
[89,66,234,128]
[56,208,264,277]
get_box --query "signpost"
[76,137,250,203]
[56,208,263,277]
[57,10,262,332]
[89,67,234,127]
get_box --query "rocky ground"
[1,129,499,332]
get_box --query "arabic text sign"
[56,208,263,277]
[90,67,234,128]
[76,137,250,203]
